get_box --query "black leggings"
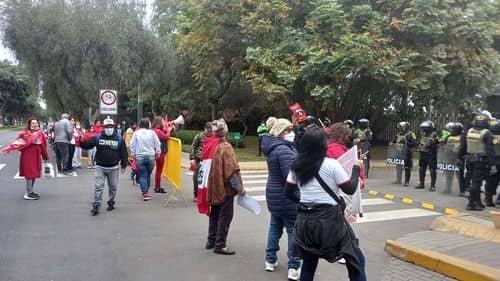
[300,248,366,281]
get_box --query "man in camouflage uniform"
[354,119,373,177]
[393,122,418,186]
[416,121,439,191]
[190,122,213,202]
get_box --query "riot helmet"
[445,122,454,133]
[344,119,354,129]
[419,120,434,134]
[358,118,369,129]
[489,118,500,133]
[481,110,492,119]
[470,113,489,129]
[397,121,409,132]
[303,115,319,128]
[448,122,464,136]
[320,117,332,127]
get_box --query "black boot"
[415,166,425,189]
[107,201,115,211]
[430,169,437,192]
[466,192,483,211]
[91,205,100,216]
[485,193,495,207]
[404,167,411,186]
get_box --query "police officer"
[485,118,500,206]
[344,120,355,148]
[416,121,439,191]
[442,122,467,196]
[463,113,496,211]
[393,121,417,186]
[354,119,373,177]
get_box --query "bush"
[173,130,199,145]
[174,130,246,148]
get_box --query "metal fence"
[379,113,464,143]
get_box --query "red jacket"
[326,141,366,182]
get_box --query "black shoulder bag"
[314,174,346,214]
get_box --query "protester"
[66,117,77,172]
[261,118,301,280]
[189,122,213,202]
[71,121,83,169]
[84,125,97,168]
[1,118,49,200]
[80,116,128,215]
[54,113,73,175]
[94,119,103,135]
[124,122,137,182]
[326,122,367,265]
[198,119,246,255]
[285,127,366,281]
[130,118,161,201]
[152,116,173,193]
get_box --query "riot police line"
[387,111,500,211]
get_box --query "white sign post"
[99,89,118,115]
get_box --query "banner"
[337,145,362,224]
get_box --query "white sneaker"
[265,261,278,272]
[338,258,346,264]
[288,268,300,281]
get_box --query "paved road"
[0,130,471,281]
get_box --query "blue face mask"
[104,128,114,136]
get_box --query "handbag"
[42,161,54,179]
[314,174,346,214]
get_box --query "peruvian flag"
[197,136,220,216]
[1,131,39,153]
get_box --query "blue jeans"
[265,214,301,269]
[136,156,155,194]
[300,247,366,281]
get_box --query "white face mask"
[104,128,114,136]
[283,131,295,143]
[76,125,81,129]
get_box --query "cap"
[103,116,115,127]
[269,119,292,137]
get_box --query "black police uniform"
[464,116,496,211]
[393,129,417,185]
[416,129,439,191]
[485,120,500,206]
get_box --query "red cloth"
[197,136,221,215]
[326,141,366,180]
[153,128,170,141]
[18,130,49,179]
[94,126,103,135]
[155,152,166,188]
[74,129,82,147]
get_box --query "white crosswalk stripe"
[0,164,6,171]
[240,170,440,224]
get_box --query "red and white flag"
[197,136,220,216]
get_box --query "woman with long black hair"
[285,127,366,281]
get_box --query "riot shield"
[386,143,406,166]
[437,144,459,172]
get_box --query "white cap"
[103,116,115,126]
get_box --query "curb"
[429,215,500,243]
[365,189,460,215]
[385,240,500,281]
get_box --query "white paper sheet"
[336,145,363,223]
[237,194,261,215]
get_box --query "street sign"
[99,89,118,115]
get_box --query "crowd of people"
[4,107,499,281]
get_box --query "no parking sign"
[99,89,118,115]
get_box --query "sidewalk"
[383,215,500,281]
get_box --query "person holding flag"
[2,117,49,200]
[197,119,246,255]
[151,115,173,193]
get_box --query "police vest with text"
[466,128,488,155]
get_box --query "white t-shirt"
[286,158,349,205]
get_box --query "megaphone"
[170,114,185,125]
